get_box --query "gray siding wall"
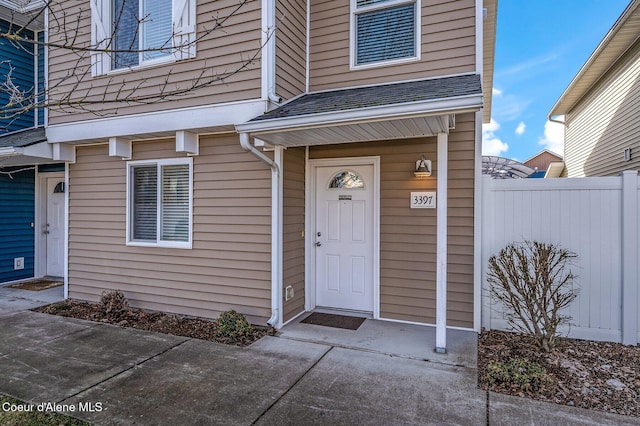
[565,41,640,177]
[308,0,477,92]
[309,113,476,328]
[68,135,273,324]
[47,0,263,125]
[276,0,307,100]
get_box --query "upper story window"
[351,0,420,68]
[91,0,197,76]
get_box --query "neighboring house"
[44,0,497,351]
[523,149,563,178]
[0,1,65,284]
[549,0,640,177]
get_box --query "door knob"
[315,241,322,247]
[43,230,50,235]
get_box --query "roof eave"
[236,94,483,135]
[549,0,640,117]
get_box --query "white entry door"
[315,164,374,312]
[45,177,65,277]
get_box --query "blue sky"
[483,0,630,162]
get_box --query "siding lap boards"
[68,136,273,324]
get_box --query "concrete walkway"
[0,293,638,425]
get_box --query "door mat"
[301,312,366,330]
[7,279,63,291]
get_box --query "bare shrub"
[99,290,129,316]
[487,241,578,352]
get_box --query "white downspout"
[262,0,281,105]
[239,134,282,328]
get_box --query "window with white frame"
[127,158,193,248]
[90,0,196,75]
[351,0,419,67]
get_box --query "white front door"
[314,164,374,312]
[45,177,65,277]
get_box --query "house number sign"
[410,192,436,208]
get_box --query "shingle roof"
[250,74,482,122]
[0,126,46,149]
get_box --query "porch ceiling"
[247,114,456,147]
[236,74,483,147]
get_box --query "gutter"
[239,133,283,328]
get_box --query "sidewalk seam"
[250,345,334,425]
[57,338,188,404]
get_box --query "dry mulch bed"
[34,299,275,347]
[478,329,640,417]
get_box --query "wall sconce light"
[414,156,432,178]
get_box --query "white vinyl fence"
[481,171,639,345]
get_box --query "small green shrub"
[485,358,551,392]
[216,310,254,339]
[99,290,129,315]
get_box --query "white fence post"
[621,170,638,345]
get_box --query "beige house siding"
[565,41,640,177]
[308,0,476,91]
[68,135,273,324]
[308,113,476,328]
[283,147,306,322]
[47,0,263,125]
[276,0,307,100]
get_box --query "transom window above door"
[351,0,420,68]
[328,171,365,189]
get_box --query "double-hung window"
[351,0,420,68]
[127,158,193,248]
[90,0,196,75]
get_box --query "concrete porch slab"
[0,284,64,317]
[64,336,330,425]
[0,323,186,403]
[255,346,486,425]
[280,315,477,367]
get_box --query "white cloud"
[538,120,565,156]
[492,87,503,96]
[482,119,509,156]
[515,121,526,136]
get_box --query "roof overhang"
[0,141,53,167]
[549,0,640,117]
[544,161,565,178]
[0,127,53,167]
[236,88,483,147]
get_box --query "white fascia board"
[0,147,20,156]
[47,100,268,144]
[236,94,483,135]
[23,141,53,159]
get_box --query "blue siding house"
[0,4,65,284]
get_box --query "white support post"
[621,170,638,345]
[436,132,448,353]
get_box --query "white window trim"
[126,157,193,249]
[91,0,196,76]
[349,0,421,70]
